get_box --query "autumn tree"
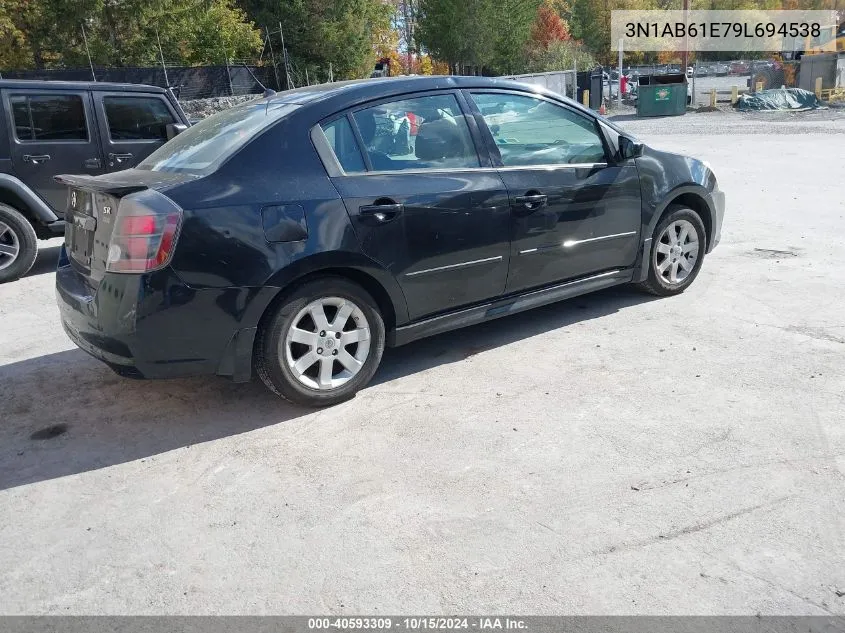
[530,1,572,48]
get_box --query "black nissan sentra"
[56,76,725,407]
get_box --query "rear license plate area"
[65,189,96,269]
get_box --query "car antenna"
[242,63,276,98]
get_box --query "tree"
[416,0,475,72]
[524,39,594,71]
[417,0,540,74]
[530,1,572,48]
[0,0,263,69]
[0,0,36,68]
[568,0,613,65]
[237,0,392,81]
[490,0,542,74]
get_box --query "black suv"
[0,80,189,282]
[56,76,725,407]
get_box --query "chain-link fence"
[0,64,279,100]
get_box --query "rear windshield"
[136,101,299,174]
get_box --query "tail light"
[106,189,183,273]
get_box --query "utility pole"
[617,38,623,108]
[265,26,281,91]
[279,21,293,90]
[681,0,689,75]
[81,21,96,82]
[155,27,170,89]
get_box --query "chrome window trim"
[310,124,345,178]
[330,162,607,178]
[405,255,503,277]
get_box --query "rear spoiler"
[55,174,148,198]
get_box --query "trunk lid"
[55,169,196,284]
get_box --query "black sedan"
[56,76,725,407]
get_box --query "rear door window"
[351,93,480,172]
[103,96,176,141]
[320,116,366,174]
[10,94,88,141]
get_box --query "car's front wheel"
[636,206,707,296]
[0,204,38,284]
[255,277,386,407]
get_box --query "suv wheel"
[636,206,706,296]
[255,277,386,407]
[0,204,38,283]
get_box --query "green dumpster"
[636,73,688,117]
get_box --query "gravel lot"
[1,111,844,615]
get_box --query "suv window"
[471,93,606,166]
[321,116,366,174]
[103,96,175,141]
[351,94,479,172]
[10,94,88,141]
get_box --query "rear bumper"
[55,247,268,381]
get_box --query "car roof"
[264,74,596,121]
[0,79,167,94]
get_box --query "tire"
[0,203,38,284]
[255,276,386,407]
[635,206,707,297]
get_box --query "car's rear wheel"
[0,204,38,284]
[636,206,706,296]
[255,277,386,407]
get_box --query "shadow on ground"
[0,286,654,491]
[25,245,61,278]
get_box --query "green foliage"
[524,39,595,71]
[0,0,263,70]
[417,0,541,74]
[239,0,393,81]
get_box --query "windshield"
[137,101,299,174]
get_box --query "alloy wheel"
[655,219,699,284]
[282,297,371,391]
[0,221,21,271]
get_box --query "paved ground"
[1,112,844,615]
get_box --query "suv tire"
[636,205,707,296]
[255,277,386,407]
[0,204,38,283]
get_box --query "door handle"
[84,157,102,169]
[514,193,548,211]
[23,154,51,165]
[359,202,404,223]
[108,152,134,165]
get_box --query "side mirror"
[166,123,188,141]
[619,135,644,160]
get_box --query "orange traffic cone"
[599,102,606,115]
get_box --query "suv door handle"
[23,154,51,164]
[514,193,548,211]
[108,152,134,165]
[359,202,404,224]
[84,157,102,169]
